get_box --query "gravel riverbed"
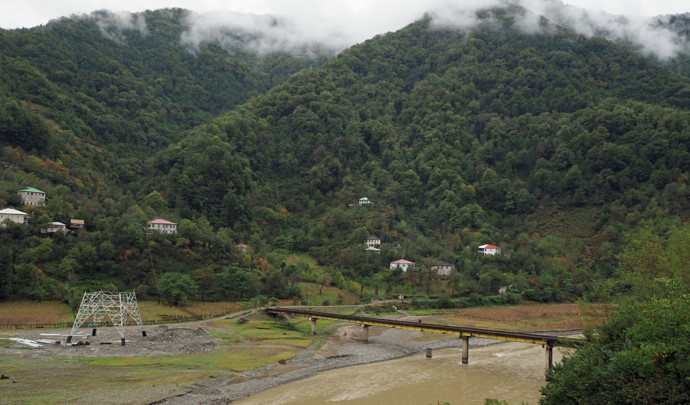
[153,324,503,404]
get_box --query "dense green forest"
[1,5,690,311]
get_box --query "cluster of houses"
[5,187,502,278]
[0,187,47,228]
[0,187,89,233]
[1,187,178,235]
[365,235,502,278]
[356,194,503,279]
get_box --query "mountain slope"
[1,6,690,304]
[150,11,690,300]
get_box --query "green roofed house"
[18,187,46,206]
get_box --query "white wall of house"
[18,191,45,206]
[0,209,28,226]
[390,260,414,272]
[365,237,381,248]
[478,244,501,255]
[432,263,455,278]
[147,219,177,234]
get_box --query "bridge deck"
[265,307,583,347]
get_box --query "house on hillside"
[70,219,85,230]
[358,197,373,206]
[478,244,501,256]
[147,218,177,234]
[42,221,67,234]
[0,208,29,226]
[366,246,381,254]
[365,236,381,248]
[18,187,46,206]
[235,243,249,252]
[431,261,455,278]
[390,259,414,272]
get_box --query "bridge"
[265,307,583,374]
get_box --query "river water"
[236,342,563,405]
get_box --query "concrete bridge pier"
[545,342,553,375]
[461,336,469,364]
[310,317,318,335]
[362,324,369,342]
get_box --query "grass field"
[0,282,358,328]
[0,301,73,326]
[0,300,288,327]
[297,282,360,305]
[444,303,612,332]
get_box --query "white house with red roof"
[478,244,501,256]
[390,259,414,272]
[147,218,177,234]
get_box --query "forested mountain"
[0,8,331,188]
[1,5,689,306]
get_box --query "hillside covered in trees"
[1,5,690,308]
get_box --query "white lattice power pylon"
[68,291,146,345]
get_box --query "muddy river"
[236,342,564,405]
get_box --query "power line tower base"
[68,291,146,346]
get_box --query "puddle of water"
[236,342,562,405]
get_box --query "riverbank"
[0,308,582,404]
[155,319,575,404]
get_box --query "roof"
[433,261,454,266]
[70,219,84,224]
[390,259,415,265]
[366,236,380,240]
[18,187,45,194]
[50,222,66,226]
[479,244,500,249]
[0,208,28,215]
[147,218,177,225]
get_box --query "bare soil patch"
[3,324,216,359]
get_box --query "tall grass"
[453,303,611,329]
[0,301,250,328]
[0,301,74,325]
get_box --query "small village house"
[42,221,67,234]
[390,259,414,272]
[365,236,381,248]
[147,218,177,234]
[478,244,502,256]
[18,187,46,206]
[235,243,249,252]
[70,219,85,229]
[358,197,373,206]
[366,246,381,254]
[431,261,455,278]
[0,208,29,226]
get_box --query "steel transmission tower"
[68,291,146,345]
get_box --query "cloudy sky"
[1,0,688,32]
